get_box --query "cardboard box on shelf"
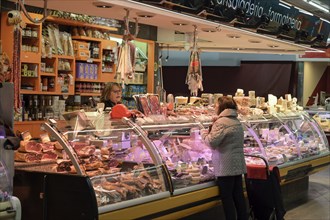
[72,40,89,50]
[75,49,90,59]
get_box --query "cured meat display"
[116,9,139,85]
[150,127,214,189]
[15,140,60,162]
[148,94,161,115]
[137,95,152,116]
[13,109,329,216]
[92,166,164,206]
[185,26,203,96]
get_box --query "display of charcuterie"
[242,112,329,167]
[13,104,329,213]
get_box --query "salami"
[13,27,21,111]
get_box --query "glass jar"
[25,27,32,37]
[31,28,38,38]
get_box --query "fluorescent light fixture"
[299,9,314,16]
[320,18,330,24]
[279,2,291,10]
[305,0,329,13]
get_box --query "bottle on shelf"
[42,77,48,92]
[45,96,55,119]
[48,78,55,91]
[31,95,39,121]
[26,95,33,121]
[90,42,100,59]
[40,95,46,120]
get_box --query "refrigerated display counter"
[240,112,329,182]
[13,116,218,220]
[306,110,330,144]
[12,111,329,219]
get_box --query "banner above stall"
[141,0,330,48]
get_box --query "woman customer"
[100,82,122,109]
[201,96,247,220]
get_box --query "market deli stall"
[13,112,329,219]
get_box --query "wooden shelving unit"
[1,12,155,137]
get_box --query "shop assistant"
[100,82,122,109]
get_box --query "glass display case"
[12,111,329,219]
[141,122,215,195]
[240,112,329,181]
[305,110,330,136]
[41,116,170,214]
[13,114,217,219]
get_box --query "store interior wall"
[303,62,329,106]
[163,61,293,98]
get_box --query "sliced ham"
[18,141,42,153]
[48,141,63,150]
[39,143,54,152]
[41,151,58,161]
[139,96,152,116]
[76,145,96,157]
[15,152,42,162]
[71,142,88,151]
[148,95,161,114]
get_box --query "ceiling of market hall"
[16,0,330,54]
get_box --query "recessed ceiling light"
[172,21,189,26]
[227,34,241,39]
[248,39,261,43]
[201,28,217,33]
[268,44,279,48]
[93,2,113,8]
[136,12,155,18]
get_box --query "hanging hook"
[192,25,198,51]
[123,8,139,40]
[17,0,48,24]
[159,43,163,59]
[165,44,169,62]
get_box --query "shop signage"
[212,0,329,37]
[141,0,329,44]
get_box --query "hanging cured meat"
[116,10,139,85]
[13,27,22,111]
[185,26,203,96]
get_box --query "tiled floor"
[284,166,330,220]
[181,166,330,220]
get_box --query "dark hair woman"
[201,96,248,220]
